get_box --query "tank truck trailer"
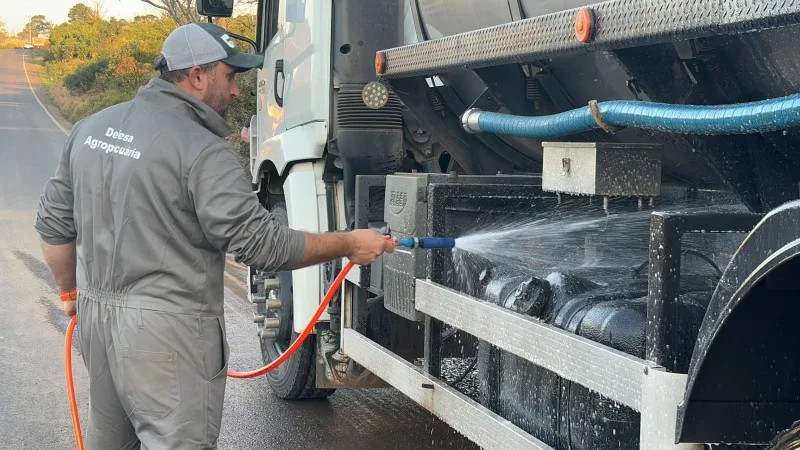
[197,0,800,448]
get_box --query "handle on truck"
[274,59,284,107]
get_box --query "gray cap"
[158,22,263,72]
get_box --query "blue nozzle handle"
[420,237,456,249]
[397,237,416,248]
[396,237,456,249]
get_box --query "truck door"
[280,0,332,130]
[255,0,286,146]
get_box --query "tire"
[256,202,335,400]
[772,420,800,450]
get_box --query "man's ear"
[187,66,207,91]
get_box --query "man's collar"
[136,78,232,138]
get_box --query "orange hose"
[65,261,355,449]
[65,315,84,450]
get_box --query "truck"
[198,0,800,448]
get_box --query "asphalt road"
[0,49,473,449]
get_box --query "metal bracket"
[640,368,703,449]
[646,212,763,371]
[412,279,716,448]
[416,279,652,410]
[341,328,552,449]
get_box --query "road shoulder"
[21,52,74,133]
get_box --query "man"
[35,22,395,449]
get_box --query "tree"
[90,0,108,20]
[218,14,256,43]
[30,15,52,35]
[133,14,159,23]
[0,19,7,40]
[232,0,258,10]
[139,0,200,25]
[18,15,52,39]
[49,20,104,60]
[68,3,100,22]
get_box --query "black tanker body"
[371,1,800,447]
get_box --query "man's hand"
[346,229,396,265]
[63,300,76,317]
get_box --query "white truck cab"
[243,0,409,399]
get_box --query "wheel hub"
[253,271,283,342]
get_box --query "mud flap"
[315,321,388,389]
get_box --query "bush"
[104,54,153,90]
[35,48,54,62]
[64,58,109,93]
[47,81,135,124]
[226,70,257,170]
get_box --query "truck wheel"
[772,420,800,449]
[256,202,335,400]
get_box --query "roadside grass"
[0,38,27,49]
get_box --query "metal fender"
[283,161,331,332]
[251,121,327,184]
[677,200,800,444]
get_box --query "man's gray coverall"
[35,78,306,449]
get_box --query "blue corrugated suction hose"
[397,237,456,249]
[461,93,800,138]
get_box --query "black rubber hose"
[632,250,722,278]
[342,158,356,230]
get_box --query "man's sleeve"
[187,144,307,272]
[35,134,77,245]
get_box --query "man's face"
[202,63,240,118]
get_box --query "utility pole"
[26,15,31,44]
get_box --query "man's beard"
[203,89,230,119]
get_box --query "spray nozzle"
[396,237,456,249]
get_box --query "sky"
[3,0,156,33]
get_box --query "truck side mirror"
[196,0,234,18]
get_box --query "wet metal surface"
[415,279,652,411]
[342,329,546,450]
[0,49,473,449]
[541,142,662,197]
